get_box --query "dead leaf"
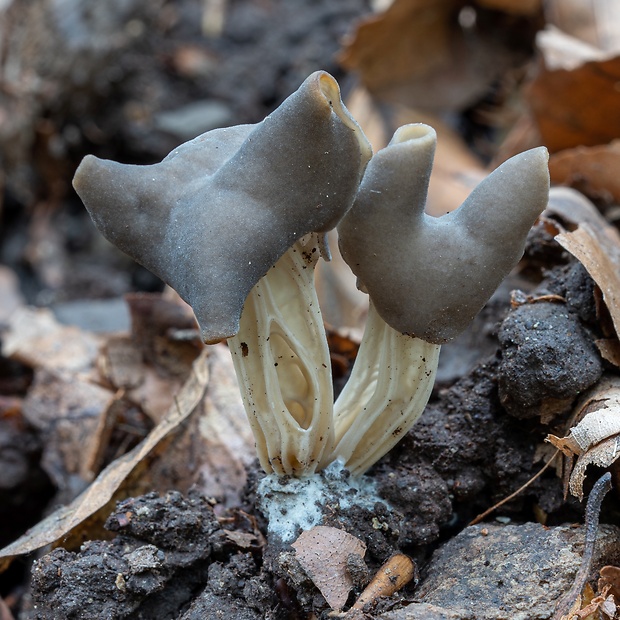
[545,186,609,231]
[99,336,143,390]
[22,369,115,493]
[339,0,527,111]
[0,348,210,573]
[292,526,366,611]
[2,307,101,375]
[525,53,620,153]
[595,339,620,369]
[222,530,261,549]
[178,343,254,508]
[599,565,620,600]
[568,437,620,500]
[535,26,612,72]
[125,292,200,377]
[556,223,620,340]
[549,141,620,204]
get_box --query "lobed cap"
[338,123,550,344]
[73,72,371,344]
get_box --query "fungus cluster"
[74,71,550,479]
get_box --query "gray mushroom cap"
[338,123,550,344]
[73,71,371,344]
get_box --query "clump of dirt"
[498,261,604,421]
[29,491,275,619]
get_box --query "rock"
[381,522,620,620]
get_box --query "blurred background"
[2,0,619,323]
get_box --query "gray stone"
[381,523,620,620]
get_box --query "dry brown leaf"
[556,223,620,340]
[99,336,143,390]
[572,586,616,619]
[339,0,520,111]
[536,27,612,72]
[292,526,366,611]
[596,338,620,369]
[99,335,182,440]
[525,54,620,153]
[222,530,261,549]
[568,436,620,501]
[124,365,184,425]
[22,369,115,492]
[0,348,210,573]
[600,566,620,600]
[549,141,620,204]
[545,186,608,231]
[2,307,101,375]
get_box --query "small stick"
[552,471,613,620]
[469,450,559,526]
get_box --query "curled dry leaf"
[547,377,620,499]
[0,349,210,573]
[544,0,620,54]
[291,526,366,611]
[22,369,116,492]
[554,201,620,341]
[596,339,620,369]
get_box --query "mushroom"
[73,71,371,345]
[74,75,550,481]
[73,71,372,476]
[333,123,550,474]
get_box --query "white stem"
[229,234,334,476]
[332,302,440,476]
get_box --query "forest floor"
[2,1,620,619]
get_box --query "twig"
[552,471,613,620]
[469,450,559,526]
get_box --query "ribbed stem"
[229,234,334,476]
[332,302,440,476]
